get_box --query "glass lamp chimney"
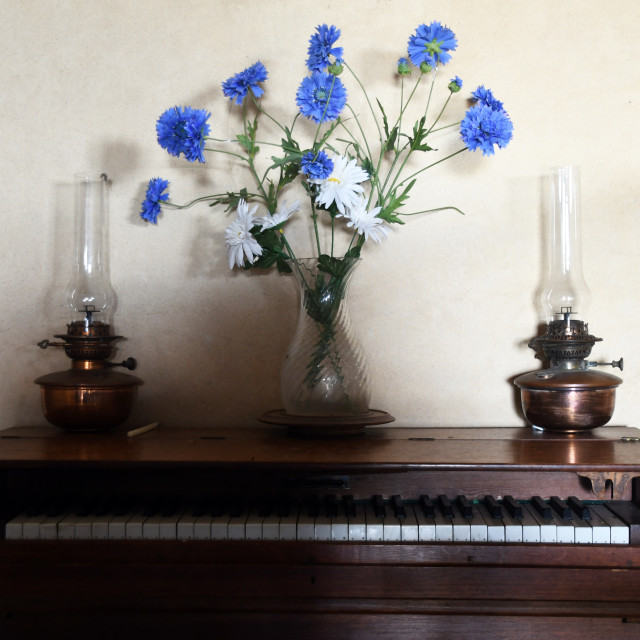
[66,173,116,332]
[538,165,591,326]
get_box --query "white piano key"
[592,504,629,545]
[23,509,49,540]
[158,509,183,540]
[554,512,574,544]
[572,517,593,544]
[450,506,471,542]
[331,511,349,541]
[433,509,453,542]
[58,511,80,540]
[314,513,333,541]
[587,509,611,544]
[108,507,135,540]
[208,513,228,540]
[262,513,281,541]
[227,506,250,540]
[74,512,96,540]
[279,508,299,541]
[176,507,199,540]
[347,503,366,541]
[91,510,113,540]
[476,504,504,543]
[468,505,488,543]
[245,507,264,541]
[5,513,25,539]
[520,506,541,543]
[501,511,523,543]
[142,513,162,540]
[523,504,556,543]
[364,504,383,541]
[296,507,316,541]
[382,511,402,542]
[6,509,46,540]
[400,507,419,542]
[125,508,148,540]
[39,510,69,540]
[413,504,436,542]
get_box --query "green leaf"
[378,179,416,224]
[208,188,250,212]
[377,99,398,151]
[409,116,433,152]
[236,133,260,156]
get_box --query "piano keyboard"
[5,495,637,544]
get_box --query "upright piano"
[1,424,639,639]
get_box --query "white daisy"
[341,197,390,244]
[314,155,369,214]
[253,200,300,231]
[225,199,263,269]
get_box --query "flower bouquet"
[140,22,513,426]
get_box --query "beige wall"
[2,0,639,430]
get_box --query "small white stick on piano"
[127,422,159,438]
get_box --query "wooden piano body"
[1,425,639,639]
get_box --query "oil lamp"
[514,166,622,432]
[35,173,142,431]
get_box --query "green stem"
[395,147,468,190]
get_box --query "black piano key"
[503,495,523,519]
[342,495,356,518]
[373,494,386,519]
[438,495,453,518]
[567,496,590,521]
[257,500,272,518]
[306,495,320,518]
[325,495,338,518]
[606,500,640,544]
[456,495,473,519]
[419,495,435,518]
[161,501,180,518]
[532,496,552,519]
[208,498,225,518]
[550,496,572,520]
[275,497,291,518]
[484,495,502,519]
[142,502,159,518]
[228,499,244,518]
[391,495,406,519]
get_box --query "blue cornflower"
[306,24,343,72]
[140,177,169,224]
[460,103,513,156]
[156,106,211,163]
[407,22,458,68]
[296,72,347,124]
[448,76,463,92]
[471,85,505,112]
[222,61,268,105]
[301,150,334,180]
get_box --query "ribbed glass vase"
[281,257,371,417]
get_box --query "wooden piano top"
[0,425,639,472]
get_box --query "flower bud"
[419,61,433,73]
[448,76,463,92]
[328,59,344,75]
[397,57,411,76]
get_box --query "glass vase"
[281,257,371,418]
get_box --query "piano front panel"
[1,425,640,637]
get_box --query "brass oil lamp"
[35,174,142,431]
[514,166,622,432]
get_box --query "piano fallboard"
[1,425,639,639]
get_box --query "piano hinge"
[578,471,634,500]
